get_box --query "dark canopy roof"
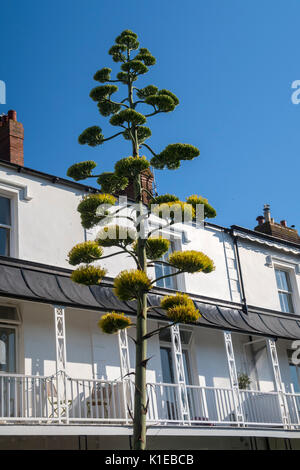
[0,260,299,340]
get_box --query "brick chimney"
[0,110,24,166]
[254,205,300,245]
[117,168,154,205]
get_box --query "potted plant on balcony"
[238,372,251,390]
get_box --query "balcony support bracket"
[171,324,190,423]
[223,331,245,426]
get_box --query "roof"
[0,256,299,340]
[0,159,99,193]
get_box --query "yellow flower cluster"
[186,195,216,219]
[67,241,103,266]
[71,265,107,286]
[169,250,215,274]
[98,312,132,334]
[133,237,170,260]
[152,201,195,222]
[113,269,152,301]
[161,293,200,324]
[97,225,136,247]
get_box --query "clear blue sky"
[1,0,299,230]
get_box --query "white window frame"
[274,264,297,314]
[0,303,21,374]
[0,188,19,258]
[154,234,186,291]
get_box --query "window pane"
[0,197,11,226]
[289,365,300,393]
[279,292,294,313]
[155,263,164,287]
[159,328,172,343]
[160,347,174,383]
[276,269,289,292]
[182,350,191,385]
[0,227,9,256]
[155,242,176,289]
[0,327,16,373]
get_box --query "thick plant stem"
[133,290,147,450]
[126,60,148,450]
[132,165,148,451]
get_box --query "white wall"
[0,166,85,268]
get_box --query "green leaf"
[158,89,179,106]
[148,194,179,207]
[110,109,146,126]
[115,30,139,50]
[116,71,137,83]
[67,161,97,181]
[77,194,116,229]
[123,126,151,143]
[145,94,176,112]
[78,126,104,147]
[93,68,112,83]
[121,60,148,75]
[108,44,126,62]
[97,101,121,117]
[97,172,129,193]
[136,85,158,99]
[89,85,118,102]
[151,143,200,170]
[133,237,170,260]
[135,48,156,66]
[114,156,150,179]
[186,195,217,219]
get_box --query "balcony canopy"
[0,258,299,340]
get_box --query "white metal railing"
[1,372,300,429]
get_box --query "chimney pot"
[7,110,17,121]
[263,204,271,222]
[280,220,287,227]
[256,215,265,226]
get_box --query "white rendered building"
[0,111,299,450]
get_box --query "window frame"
[0,304,21,375]
[154,235,185,291]
[274,267,295,314]
[0,189,18,258]
[0,195,12,256]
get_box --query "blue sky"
[1,0,299,230]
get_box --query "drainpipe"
[230,231,249,315]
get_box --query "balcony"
[1,372,300,430]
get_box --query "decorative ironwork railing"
[0,372,299,429]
